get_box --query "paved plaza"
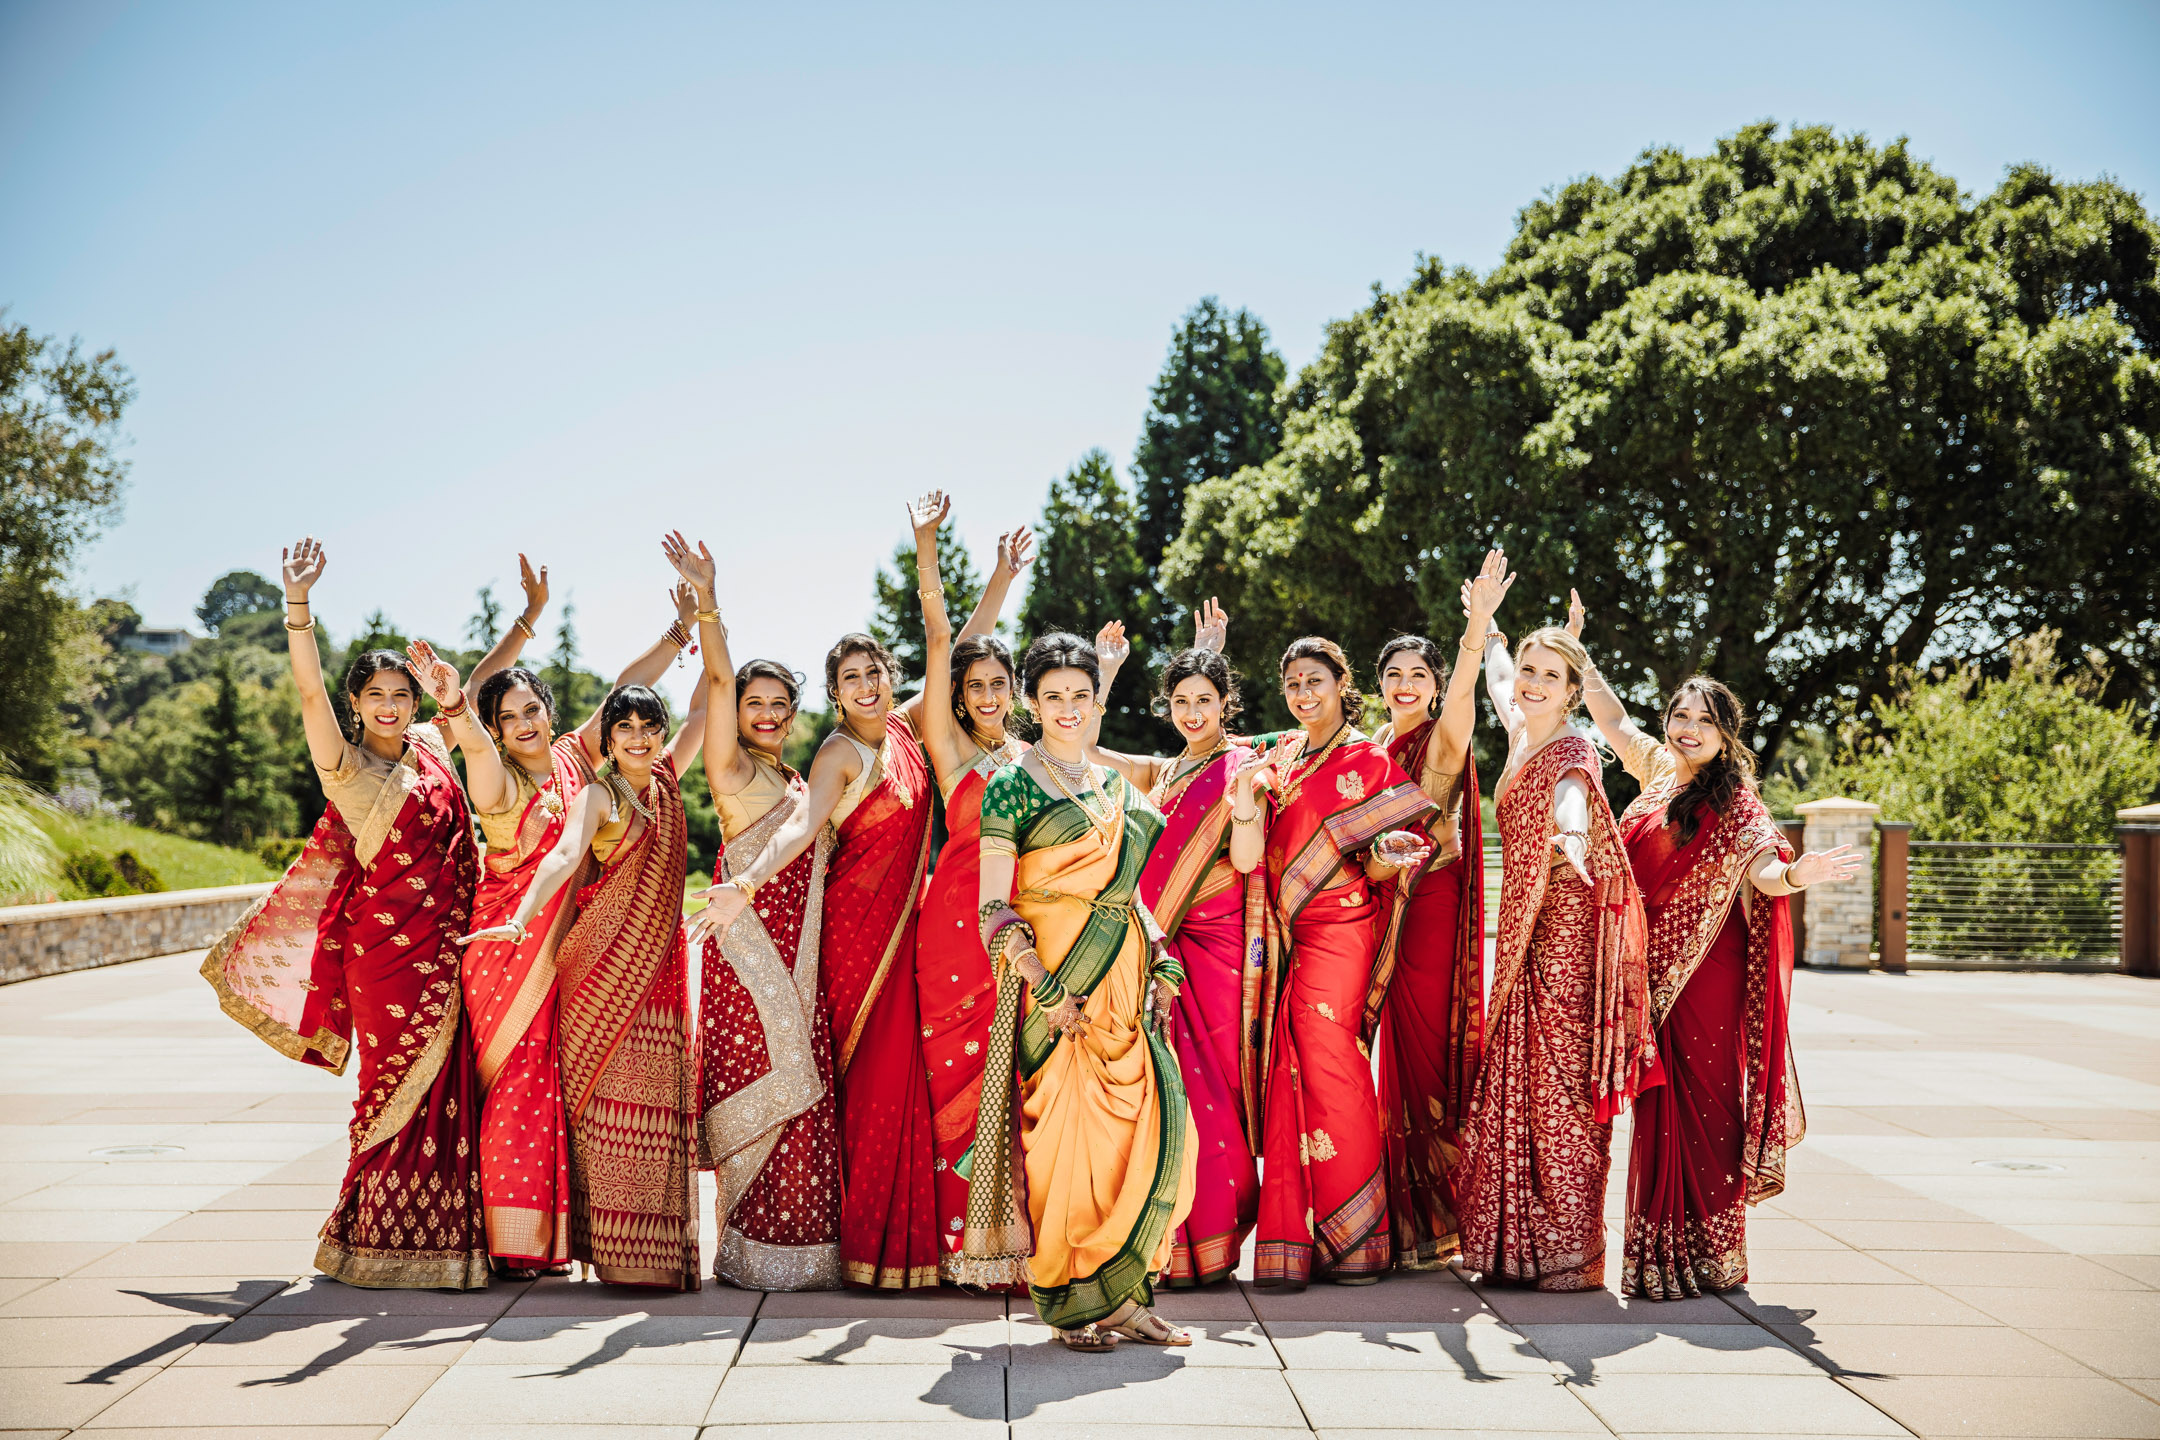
[1,951,2156,1439]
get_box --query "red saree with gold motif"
[463,733,590,1268]
[1253,733,1434,1289]
[1139,744,1264,1287]
[823,714,940,1289]
[1377,721,1484,1270]
[1456,732,1656,1291]
[698,772,843,1291]
[1618,744,1799,1299]
[554,755,700,1289]
[203,734,489,1289]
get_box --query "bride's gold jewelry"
[513,615,536,640]
[694,607,721,623]
[1038,749,1117,846]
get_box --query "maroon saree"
[203,734,489,1288]
[1376,721,1484,1269]
[823,714,940,1289]
[1619,746,1799,1298]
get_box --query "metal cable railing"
[1905,840,2121,968]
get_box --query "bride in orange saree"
[1569,605,1859,1298]
[202,539,488,1288]
[1457,606,1657,1292]
[696,632,941,1290]
[462,547,718,1290]
[972,633,1196,1350]
[1249,638,1436,1290]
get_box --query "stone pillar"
[2121,803,2160,977]
[1794,797,1882,968]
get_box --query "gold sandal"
[1057,1323,1119,1352]
[1106,1304,1192,1347]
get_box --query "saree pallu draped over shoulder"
[1253,735,1434,1289]
[463,734,591,1268]
[1138,745,1264,1288]
[554,755,700,1290]
[698,772,843,1292]
[1456,733,1656,1292]
[967,763,1196,1330]
[1618,742,1799,1299]
[202,734,489,1289]
[823,714,941,1289]
[1377,722,1484,1271]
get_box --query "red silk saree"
[1377,721,1485,1270]
[1138,745,1264,1287]
[699,770,843,1291]
[463,733,590,1268]
[1618,740,1800,1298]
[823,714,940,1289]
[1456,733,1656,1291]
[554,755,701,1290]
[203,733,489,1289]
[1253,734,1433,1289]
[918,743,1027,1287]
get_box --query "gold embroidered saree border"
[314,1239,489,1290]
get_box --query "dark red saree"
[822,714,940,1289]
[1618,746,1799,1299]
[203,734,489,1289]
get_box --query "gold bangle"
[694,608,721,623]
[283,618,315,632]
[918,585,944,600]
[513,615,536,640]
[1231,810,1260,826]
[730,874,760,900]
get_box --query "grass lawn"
[33,812,278,900]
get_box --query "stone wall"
[1795,797,1880,968]
[0,883,274,986]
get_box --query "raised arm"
[661,532,728,781]
[279,538,347,771]
[1483,629,1524,739]
[959,523,1034,643]
[906,492,967,779]
[408,639,514,814]
[1430,550,1512,786]
[466,554,549,695]
[457,782,607,947]
[1567,587,1650,759]
[667,664,714,774]
[684,729,859,947]
[570,582,697,766]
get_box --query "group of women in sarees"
[202,500,1859,1348]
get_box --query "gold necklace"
[1276,724,1349,809]
[1037,749,1118,847]
[1152,738,1227,807]
[608,771,655,822]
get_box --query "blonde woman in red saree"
[1086,602,1262,1288]
[902,491,1034,1285]
[1365,551,1509,1272]
[696,632,941,1289]
[463,555,718,1290]
[413,558,699,1276]
[202,538,488,1288]
[1457,615,1657,1291]
[972,633,1196,1350]
[1248,638,1436,1290]
[1570,606,1859,1298]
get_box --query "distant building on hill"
[120,627,196,657]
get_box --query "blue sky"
[5,0,2156,704]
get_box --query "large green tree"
[1165,123,2160,762]
[1133,298,1285,646]
[0,320,133,784]
[1021,450,1160,751]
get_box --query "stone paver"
[3,948,2157,1436]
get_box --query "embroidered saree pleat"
[698,777,842,1292]
[1139,748,1261,1288]
[823,714,940,1289]
[463,734,589,1267]
[1254,737,1433,1289]
[975,765,1195,1330]
[1377,724,1485,1270]
[1456,734,1655,1292]
[919,756,1027,1287]
[203,738,489,1289]
[554,756,699,1290]
[1619,775,1798,1299]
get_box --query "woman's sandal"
[1057,1323,1119,1352]
[1106,1305,1193,1346]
